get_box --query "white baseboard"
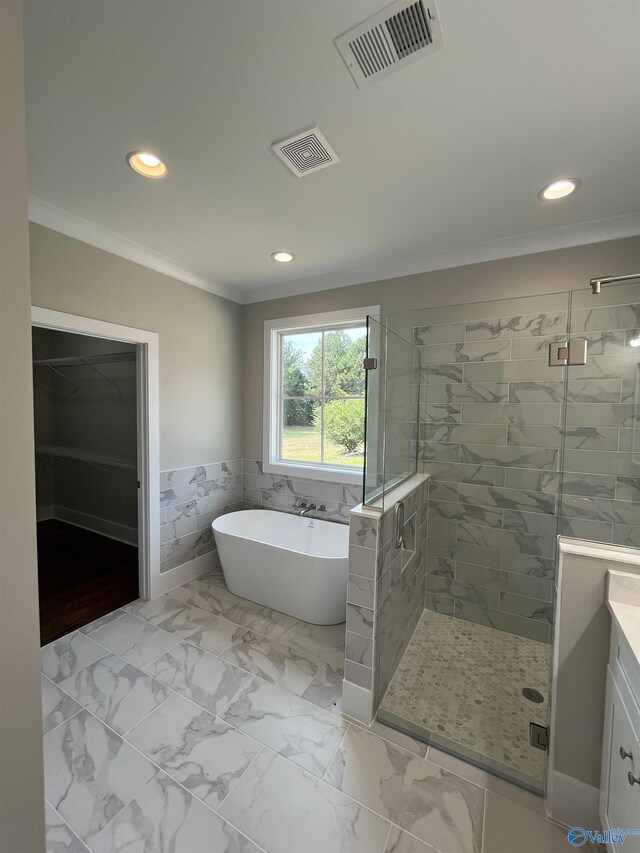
[152,550,220,598]
[54,506,138,546]
[37,504,54,521]
[546,770,600,830]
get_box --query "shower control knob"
[628,772,640,787]
[620,747,633,761]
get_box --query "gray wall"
[551,548,634,790]
[242,235,640,461]
[0,0,46,848]
[554,551,610,789]
[30,223,244,471]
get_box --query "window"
[264,307,378,484]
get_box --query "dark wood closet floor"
[37,519,139,645]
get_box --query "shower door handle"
[393,501,405,549]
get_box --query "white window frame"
[264,306,379,485]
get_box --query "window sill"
[264,459,364,486]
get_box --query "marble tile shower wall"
[242,459,360,523]
[558,300,640,549]
[414,307,569,644]
[415,297,640,643]
[375,478,429,705]
[159,460,242,574]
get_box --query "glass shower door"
[376,292,572,793]
[560,279,640,547]
[363,315,420,506]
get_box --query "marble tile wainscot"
[159,459,243,575]
[344,475,429,724]
[242,459,360,523]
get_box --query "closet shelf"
[35,445,137,470]
[33,352,136,368]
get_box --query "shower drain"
[522,687,544,704]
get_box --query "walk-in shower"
[362,273,640,793]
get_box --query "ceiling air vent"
[271,125,340,178]
[335,0,444,89]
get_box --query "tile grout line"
[119,688,176,738]
[48,636,180,712]
[131,588,345,706]
[45,576,539,847]
[480,784,488,853]
[212,743,268,816]
[75,701,261,847]
[42,706,85,739]
[129,671,358,806]
[85,614,183,671]
[381,821,393,852]
[49,618,528,849]
[388,821,444,853]
[250,742,401,842]
[320,721,351,783]
[165,582,311,650]
[46,703,164,849]
[218,631,327,696]
[44,797,91,852]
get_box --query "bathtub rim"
[211,509,348,561]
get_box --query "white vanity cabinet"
[600,620,640,853]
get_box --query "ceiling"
[23,0,640,304]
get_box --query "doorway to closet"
[32,327,140,644]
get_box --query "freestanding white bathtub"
[211,510,348,625]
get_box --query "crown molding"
[239,212,640,304]
[28,197,640,307]
[28,197,238,303]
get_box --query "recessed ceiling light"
[126,151,168,179]
[629,335,640,348]
[271,251,295,263]
[538,178,581,201]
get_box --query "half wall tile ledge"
[558,535,640,567]
[350,502,383,519]
[360,472,430,512]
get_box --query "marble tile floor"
[379,610,551,791]
[40,570,591,853]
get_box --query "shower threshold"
[377,610,550,792]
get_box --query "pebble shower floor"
[379,609,550,790]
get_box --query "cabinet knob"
[620,747,634,761]
[629,772,640,787]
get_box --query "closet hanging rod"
[34,452,119,477]
[32,351,136,368]
[35,444,136,470]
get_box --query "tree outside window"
[280,325,366,469]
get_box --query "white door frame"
[31,306,160,599]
